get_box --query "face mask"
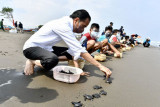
[91,31,99,39]
[105,32,111,37]
[116,33,121,40]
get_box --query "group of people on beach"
[14,21,23,33]
[22,9,148,79]
[0,19,23,33]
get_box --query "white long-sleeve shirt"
[23,16,87,60]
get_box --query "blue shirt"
[97,34,110,43]
[96,34,110,53]
[143,40,151,44]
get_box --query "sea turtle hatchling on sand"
[103,75,112,84]
[71,101,83,107]
[92,93,101,98]
[99,90,107,95]
[93,85,102,90]
[83,94,94,101]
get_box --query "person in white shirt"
[109,29,125,48]
[23,9,112,78]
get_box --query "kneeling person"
[80,23,102,53]
[23,10,112,77]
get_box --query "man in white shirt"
[23,9,112,78]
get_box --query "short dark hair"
[70,9,91,21]
[110,22,113,25]
[105,26,112,32]
[2,19,4,21]
[125,36,129,40]
[112,29,119,34]
[90,23,99,29]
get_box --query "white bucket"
[9,29,17,33]
[52,66,83,83]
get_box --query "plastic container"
[52,66,83,83]
[9,29,17,33]
[122,48,126,52]
[114,53,123,58]
[126,47,131,50]
[94,54,107,62]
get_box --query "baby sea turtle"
[92,93,101,98]
[103,75,112,84]
[68,70,74,74]
[93,85,102,90]
[59,70,74,74]
[99,90,107,95]
[83,94,94,101]
[71,101,83,107]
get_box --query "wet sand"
[0,31,160,107]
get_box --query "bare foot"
[24,59,35,75]
[80,72,90,76]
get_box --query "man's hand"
[98,65,112,77]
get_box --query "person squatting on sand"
[23,9,112,77]
[97,26,121,56]
[143,38,151,47]
[79,23,102,54]
[109,29,126,49]
[79,24,120,57]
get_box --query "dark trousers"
[143,42,150,47]
[1,26,5,31]
[23,46,72,70]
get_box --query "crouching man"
[23,9,112,77]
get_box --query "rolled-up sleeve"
[53,26,87,60]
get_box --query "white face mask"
[116,33,121,40]
[91,31,99,39]
[105,31,111,37]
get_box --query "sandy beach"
[0,31,160,107]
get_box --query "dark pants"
[23,46,72,70]
[1,26,5,31]
[114,44,121,49]
[143,42,150,47]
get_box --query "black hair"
[125,36,129,40]
[112,29,119,34]
[110,22,113,25]
[105,26,112,32]
[135,34,138,37]
[90,23,99,29]
[70,9,91,21]
[2,19,4,20]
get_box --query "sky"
[0,0,160,43]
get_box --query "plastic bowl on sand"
[52,66,83,83]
